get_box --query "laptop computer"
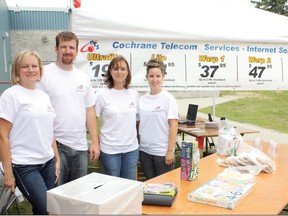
[179,104,198,124]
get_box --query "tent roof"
[5,0,70,11]
[71,0,288,43]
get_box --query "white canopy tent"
[71,0,288,116]
[71,0,288,43]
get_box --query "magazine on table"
[143,182,178,206]
[143,182,177,195]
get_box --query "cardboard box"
[181,141,200,181]
[188,171,255,209]
[47,173,144,214]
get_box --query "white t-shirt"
[0,84,55,164]
[139,90,179,156]
[95,88,139,154]
[37,63,95,150]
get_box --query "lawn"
[200,91,288,133]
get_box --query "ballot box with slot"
[47,172,144,214]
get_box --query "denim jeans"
[100,148,139,180]
[139,151,175,180]
[56,141,88,186]
[13,157,55,215]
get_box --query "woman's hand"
[165,151,175,165]
[54,159,60,184]
[90,143,100,161]
[4,171,16,193]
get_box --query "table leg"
[203,137,216,157]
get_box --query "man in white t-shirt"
[38,31,99,185]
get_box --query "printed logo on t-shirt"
[129,102,136,109]
[47,106,54,112]
[76,85,86,92]
[152,106,161,112]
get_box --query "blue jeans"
[13,157,55,215]
[139,151,175,180]
[100,148,139,180]
[56,141,88,186]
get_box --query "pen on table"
[94,184,103,189]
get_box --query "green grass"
[6,199,32,215]
[200,91,288,133]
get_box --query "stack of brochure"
[142,182,178,206]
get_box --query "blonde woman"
[0,50,60,214]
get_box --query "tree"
[251,0,288,16]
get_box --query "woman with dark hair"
[138,58,179,180]
[95,55,139,180]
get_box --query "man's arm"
[86,106,100,161]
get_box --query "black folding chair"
[0,163,21,215]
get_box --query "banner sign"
[75,40,288,91]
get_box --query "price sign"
[238,54,284,90]
[160,54,186,90]
[283,55,288,88]
[76,39,288,91]
[131,53,187,90]
[186,54,237,89]
[89,61,109,89]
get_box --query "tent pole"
[213,90,216,120]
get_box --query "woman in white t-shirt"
[95,55,139,180]
[0,50,60,215]
[138,58,179,180]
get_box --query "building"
[0,0,70,93]
[0,0,12,93]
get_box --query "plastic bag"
[218,167,255,183]
[217,119,243,156]
[216,141,276,174]
[227,165,265,175]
